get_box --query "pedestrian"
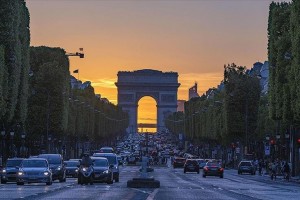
[283,161,290,181]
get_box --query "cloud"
[85,78,117,89]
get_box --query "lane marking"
[131,188,151,194]
[146,188,159,200]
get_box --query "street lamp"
[10,130,14,158]
[285,130,290,162]
[1,129,5,163]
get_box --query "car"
[38,154,66,182]
[196,159,206,169]
[100,147,114,153]
[64,160,80,178]
[238,161,256,175]
[92,153,119,182]
[91,157,113,184]
[184,159,200,174]
[203,162,224,178]
[1,158,24,183]
[16,158,52,185]
[117,155,123,166]
[173,156,186,168]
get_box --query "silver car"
[16,158,52,185]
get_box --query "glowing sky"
[26,0,288,125]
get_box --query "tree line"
[0,1,128,156]
[166,0,300,154]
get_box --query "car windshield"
[65,161,79,167]
[186,160,197,165]
[93,159,108,167]
[93,154,117,165]
[39,155,61,164]
[22,160,48,168]
[240,162,252,166]
[207,162,220,167]
[6,160,23,167]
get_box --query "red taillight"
[219,168,224,171]
[204,167,208,171]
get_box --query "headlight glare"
[103,170,109,174]
[57,166,61,170]
[82,168,87,172]
[44,171,49,176]
[18,171,24,176]
[2,169,6,173]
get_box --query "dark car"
[203,162,224,178]
[38,154,66,182]
[64,160,79,178]
[173,157,186,168]
[91,157,113,184]
[16,158,52,185]
[196,159,206,169]
[238,161,256,175]
[184,159,200,174]
[92,153,119,182]
[1,158,24,183]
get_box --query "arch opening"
[137,96,157,133]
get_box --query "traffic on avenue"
[0,131,299,200]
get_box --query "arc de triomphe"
[115,69,180,133]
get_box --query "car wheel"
[184,170,186,173]
[115,177,119,182]
[46,181,52,185]
[2,180,7,184]
[220,175,224,178]
[197,170,199,174]
[17,182,24,185]
[203,175,206,178]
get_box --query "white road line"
[131,188,151,194]
[146,188,159,200]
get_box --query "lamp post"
[21,132,26,157]
[285,130,290,162]
[48,135,51,153]
[276,133,281,159]
[10,130,14,158]
[1,129,5,164]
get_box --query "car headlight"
[18,171,24,176]
[44,171,50,176]
[2,169,6,173]
[103,170,109,174]
[56,166,61,171]
[75,169,78,172]
[82,168,87,172]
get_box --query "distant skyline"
[26,0,289,124]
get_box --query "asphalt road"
[0,164,299,200]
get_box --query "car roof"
[7,158,24,160]
[91,157,108,160]
[93,153,116,156]
[23,158,48,161]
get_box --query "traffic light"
[270,139,275,145]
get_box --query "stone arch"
[115,69,180,133]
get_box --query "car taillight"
[219,168,224,171]
[204,167,208,171]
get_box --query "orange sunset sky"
[26,0,288,126]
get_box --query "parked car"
[238,161,256,175]
[38,154,66,182]
[1,158,24,183]
[91,157,113,184]
[203,162,224,178]
[92,153,119,182]
[64,160,79,178]
[173,156,186,168]
[184,159,200,174]
[16,158,52,185]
